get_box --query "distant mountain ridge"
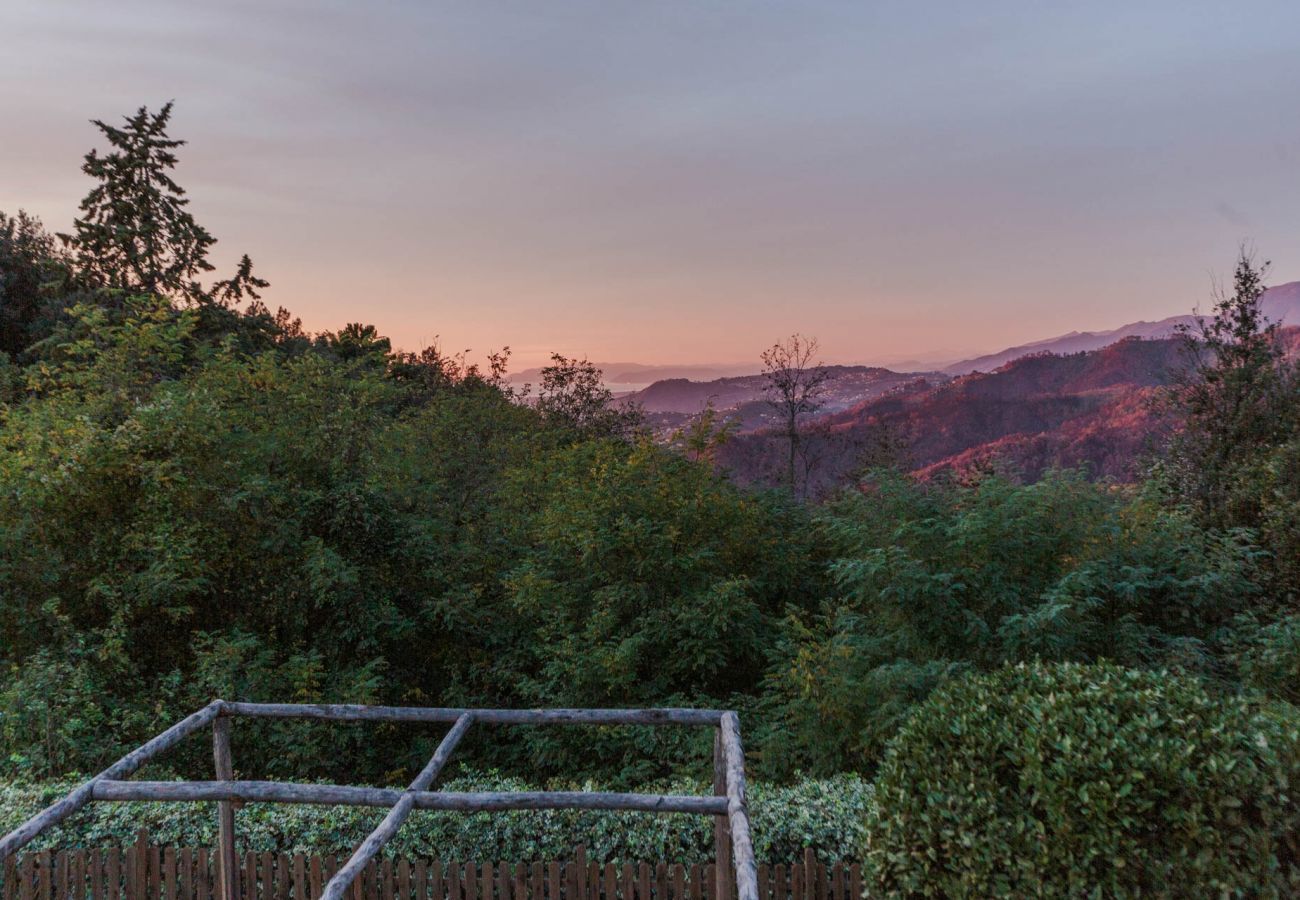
[627,365,946,431]
[716,336,1192,488]
[508,361,755,387]
[716,323,1300,490]
[943,281,1300,375]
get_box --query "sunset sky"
[4,1,1300,369]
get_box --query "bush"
[0,772,871,864]
[759,472,1260,778]
[867,662,1300,897]
[1229,613,1300,706]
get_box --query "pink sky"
[4,1,1299,370]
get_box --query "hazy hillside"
[629,365,945,430]
[508,361,756,391]
[718,336,1195,489]
[944,281,1300,374]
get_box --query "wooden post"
[712,730,730,900]
[718,714,757,900]
[213,716,239,900]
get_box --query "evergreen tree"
[68,102,217,303]
[1162,250,1298,528]
[211,253,269,305]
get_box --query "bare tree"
[761,334,830,494]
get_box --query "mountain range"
[713,335,1189,489]
[630,366,944,430]
[614,283,1300,417]
[635,281,1300,489]
[941,281,1300,374]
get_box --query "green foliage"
[1163,252,1299,530]
[536,354,645,439]
[1229,613,1300,706]
[0,774,871,864]
[760,471,1260,776]
[453,437,824,782]
[0,210,70,357]
[0,290,816,784]
[867,662,1300,897]
[0,306,416,778]
[669,401,739,464]
[1156,251,1300,613]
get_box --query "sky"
[4,1,1300,370]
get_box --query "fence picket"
[108,849,122,900]
[308,858,323,900]
[56,849,69,900]
[3,856,16,900]
[10,846,861,900]
[195,850,209,900]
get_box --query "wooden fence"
[0,835,862,900]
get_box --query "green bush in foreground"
[0,772,870,864]
[867,662,1300,897]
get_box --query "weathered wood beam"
[713,729,732,900]
[221,703,722,726]
[91,780,728,814]
[0,700,224,861]
[410,792,727,813]
[212,717,239,900]
[320,712,474,900]
[720,712,759,900]
[93,780,403,807]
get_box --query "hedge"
[0,772,871,864]
[866,662,1300,897]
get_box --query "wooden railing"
[0,835,862,900]
[0,704,759,900]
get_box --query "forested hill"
[628,365,943,430]
[717,334,1207,488]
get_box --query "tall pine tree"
[67,102,265,309]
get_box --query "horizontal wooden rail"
[94,780,404,807]
[2,701,757,900]
[92,781,729,814]
[220,704,724,726]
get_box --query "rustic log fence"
[0,706,759,900]
[2,836,862,900]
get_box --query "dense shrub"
[0,295,817,785]
[867,662,1300,897]
[1229,613,1300,705]
[0,773,870,864]
[760,472,1260,777]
